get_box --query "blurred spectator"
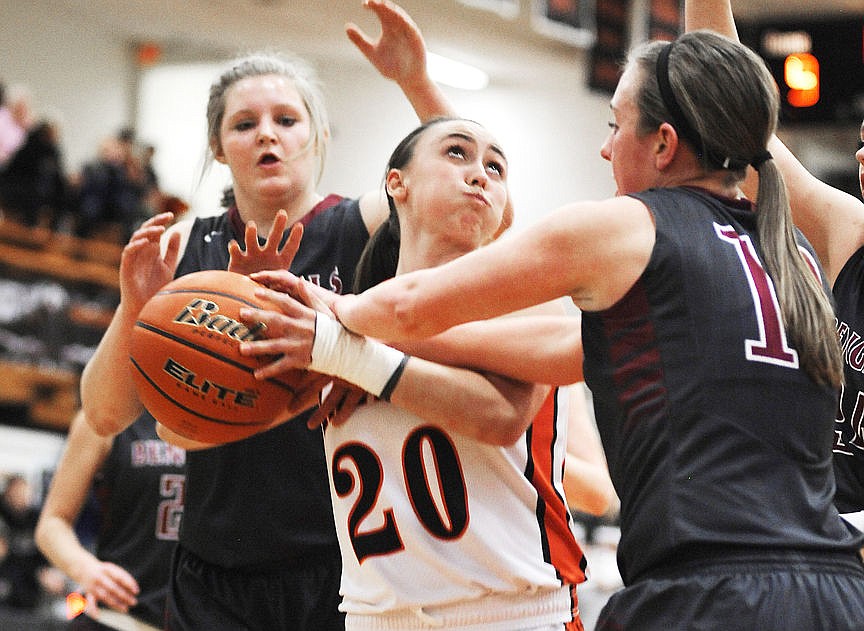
[0,117,71,229]
[0,83,33,168]
[114,127,150,238]
[74,129,149,242]
[74,136,124,237]
[140,143,162,215]
[0,475,52,610]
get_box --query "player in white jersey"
[327,386,584,630]
[241,118,587,630]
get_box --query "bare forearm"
[390,359,548,446]
[684,0,737,39]
[80,304,144,436]
[398,316,583,385]
[400,75,456,122]
[35,516,98,586]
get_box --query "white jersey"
[323,386,587,630]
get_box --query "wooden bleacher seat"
[0,217,121,289]
[0,215,123,268]
[0,360,79,430]
[0,216,121,433]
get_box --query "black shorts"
[596,549,864,631]
[164,544,344,631]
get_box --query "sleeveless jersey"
[94,415,186,626]
[581,186,863,585]
[172,195,369,568]
[831,245,864,512]
[324,386,587,627]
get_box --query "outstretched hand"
[119,212,180,316]
[238,285,319,379]
[228,209,303,276]
[250,269,340,313]
[346,0,427,86]
[238,272,337,379]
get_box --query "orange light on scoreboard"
[784,53,819,108]
[742,17,863,123]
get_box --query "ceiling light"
[427,52,489,90]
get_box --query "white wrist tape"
[311,312,409,400]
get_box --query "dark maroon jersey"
[582,186,862,585]
[161,195,368,568]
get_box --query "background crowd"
[0,80,183,243]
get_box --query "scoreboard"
[739,18,864,124]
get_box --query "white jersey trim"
[344,584,574,631]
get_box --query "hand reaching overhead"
[346,0,428,88]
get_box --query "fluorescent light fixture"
[427,52,489,90]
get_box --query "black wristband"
[378,354,410,402]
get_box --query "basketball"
[129,269,307,444]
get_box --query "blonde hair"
[203,52,330,194]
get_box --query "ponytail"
[632,32,842,387]
[754,157,842,386]
[353,206,401,293]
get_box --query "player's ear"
[211,138,227,164]
[655,122,679,171]
[386,169,407,202]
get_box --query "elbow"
[575,488,618,518]
[482,382,548,447]
[481,426,525,448]
[80,403,128,437]
[477,398,534,447]
[389,273,451,341]
[484,419,526,447]
[390,291,426,341]
[80,383,142,437]
[34,516,53,557]
[497,425,527,447]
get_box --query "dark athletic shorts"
[164,545,344,631]
[596,549,864,631]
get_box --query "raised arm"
[686,0,864,284]
[758,136,864,285]
[352,0,458,232]
[35,411,141,613]
[684,0,737,39]
[348,0,456,122]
